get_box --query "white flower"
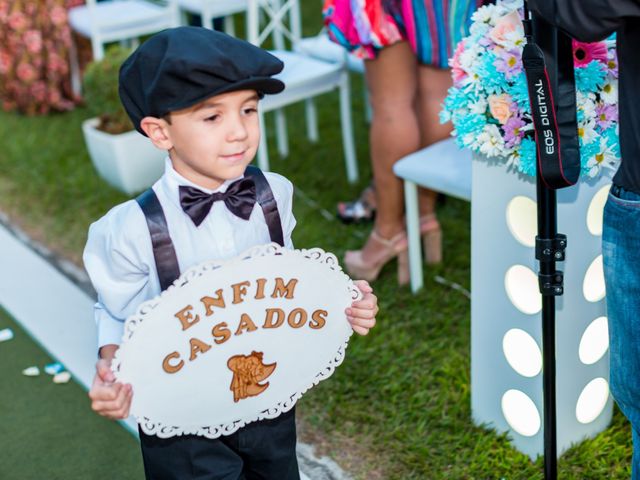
[578,120,598,146]
[469,98,488,115]
[478,124,506,157]
[459,44,482,70]
[471,5,495,25]
[600,80,618,104]
[506,149,521,169]
[461,129,481,149]
[586,137,619,177]
[580,97,597,120]
[500,29,525,50]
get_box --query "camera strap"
[522,2,580,189]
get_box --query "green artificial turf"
[0,308,144,480]
[0,2,634,478]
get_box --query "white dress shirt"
[83,159,296,349]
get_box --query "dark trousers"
[138,409,300,480]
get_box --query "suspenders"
[136,189,181,291]
[244,166,284,247]
[135,167,285,291]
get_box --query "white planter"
[82,118,166,195]
[471,154,614,459]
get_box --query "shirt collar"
[159,157,244,210]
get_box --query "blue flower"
[505,72,530,110]
[519,137,537,176]
[575,62,606,93]
[475,52,505,95]
[455,113,486,139]
[579,139,601,173]
[604,128,621,157]
[443,86,472,112]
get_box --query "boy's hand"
[346,280,378,335]
[89,353,133,420]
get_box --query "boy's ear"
[140,116,173,150]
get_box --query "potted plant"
[82,46,165,195]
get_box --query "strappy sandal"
[344,230,409,285]
[336,185,376,224]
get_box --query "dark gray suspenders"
[244,165,284,248]
[135,167,285,291]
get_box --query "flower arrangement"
[440,0,620,179]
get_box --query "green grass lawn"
[0,3,634,479]
[0,308,145,480]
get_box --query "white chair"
[176,0,247,36]
[393,138,472,293]
[68,0,180,93]
[295,29,364,74]
[247,0,359,183]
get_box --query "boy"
[83,27,378,480]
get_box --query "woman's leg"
[343,41,420,283]
[415,64,453,218]
[365,41,420,241]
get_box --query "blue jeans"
[603,183,640,478]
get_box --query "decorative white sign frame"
[112,243,360,439]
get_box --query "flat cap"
[119,26,285,135]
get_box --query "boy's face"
[145,89,260,190]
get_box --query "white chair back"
[82,0,179,44]
[247,0,301,50]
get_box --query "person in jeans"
[528,0,640,475]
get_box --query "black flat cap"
[119,26,285,136]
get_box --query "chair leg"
[223,16,236,36]
[305,98,319,143]
[69,34,82,97]
[179,9,190,26]
[275,109,289,158]
[257,110,270,171]
[404,180,424,293]
[91,36,105,61]
[339,71,358,183]
[203,13,214,30]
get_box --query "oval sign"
[112,243,358,438]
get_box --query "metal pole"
[536,180,558,480]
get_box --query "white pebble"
[0,328,14,342]
[22,366,40,377]
[53,371,71,384]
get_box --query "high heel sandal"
[336,184,377,224]
[344,230,409,285]
[420,214,442,265]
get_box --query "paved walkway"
[0,219,349,480]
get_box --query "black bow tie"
[179,178,257,227]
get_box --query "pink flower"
[8,11,27,31]
[48,89,62,105]
[595,103,618,130]
[0,51,11,74]
[488,94,514,125]
[0,1,9,21]
[30,81,47,102]
[16,62,37,83]
[503,115,526,147]
[489,11,522,46]
[573,40,608,67]
[50,6,67,26]
[450,41,468,85]
[23,30,43,54]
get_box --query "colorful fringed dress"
[323,0,483,68]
